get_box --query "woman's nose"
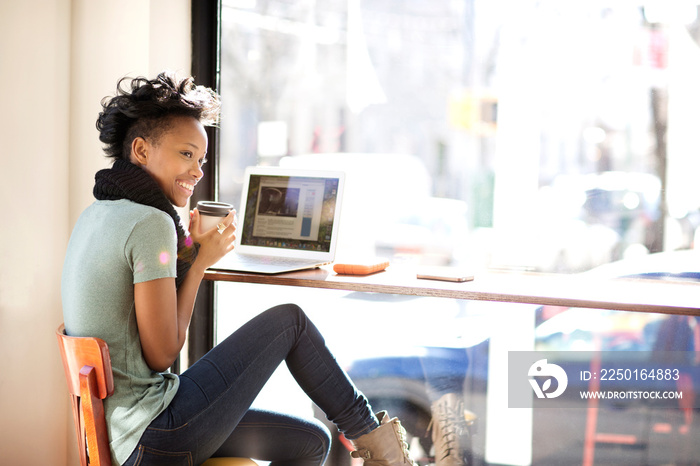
[191,162,204,180]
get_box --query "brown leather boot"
[429,393,473,466]
[350,411,417,466]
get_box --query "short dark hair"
[96,71,221,160]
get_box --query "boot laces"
[433,401,469,461]
[394,420,413,464]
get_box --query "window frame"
[188,0,222,364]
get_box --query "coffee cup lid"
[197,201,234,216]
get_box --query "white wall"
[0,1,191,464]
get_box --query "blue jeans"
[123,304,379,466]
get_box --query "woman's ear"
[130,137,149,166]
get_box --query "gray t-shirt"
[62,199,180,464]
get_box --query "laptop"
[210,166,345,274]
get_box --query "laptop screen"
[239,173,341,253]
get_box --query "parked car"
[315,250,700,466]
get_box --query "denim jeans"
[123,304,379,466]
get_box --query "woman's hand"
[188,208,237,270]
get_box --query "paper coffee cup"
[197,201,234,233]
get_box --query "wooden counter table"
[205,265,700,316]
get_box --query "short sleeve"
[126,210,178,284]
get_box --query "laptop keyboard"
[235,254,320,266]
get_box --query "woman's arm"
[134,209,236,372]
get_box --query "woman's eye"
[199,158,208,167]
[181,151,193,158]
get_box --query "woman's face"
[132,116,208,207]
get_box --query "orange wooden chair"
[56,324,256,466]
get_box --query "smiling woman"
[129,116,209,208]
[62,71,419,466]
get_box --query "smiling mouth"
[177,180,195,192]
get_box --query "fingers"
[216,221,227,234]
[224,210,237,228]
[216,210,237,235]
[209,211,237,246]
[190,209,237,236]
[188,208,201,237]
[213,219,237,259]
[188,208,237,267]
[220,213,237,246]
[192,215,236,268]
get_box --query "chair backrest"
[56,324,114,466]
[56,324,251,466]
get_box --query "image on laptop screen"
[239,173,341,253]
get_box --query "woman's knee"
[264,303,307,328]
[270,302,305,316]
[298,418,332,465]
[231,410,331,466]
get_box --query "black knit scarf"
[93,159,198,289]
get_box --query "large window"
[212,1,700,465]
[218,0,700,273]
